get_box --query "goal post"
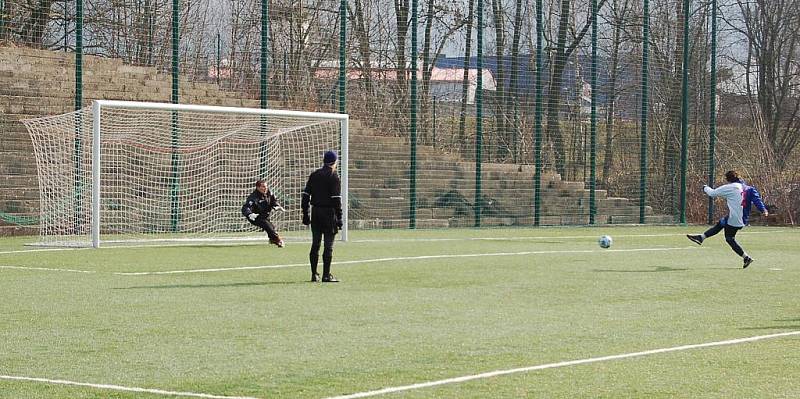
[24,100,348,247]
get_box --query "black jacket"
[302,165,342,231]
[242,189,280,219]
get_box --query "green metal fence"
[1,0,797,230]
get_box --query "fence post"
[216,31,221,86]
[533,0,543,227]
[639,0,650,224]
[170,0,180,231]
[261,0,268,108]
[75,0,83,110]
[339,0,347,114]
[474,0,484,227]
[679,0,690,224]
[259,0,269,177]
[589,0,598,225]
[707,0,718,224]
[409,0,419,229]
[74,0,85,234]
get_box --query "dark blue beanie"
[323,150,337,164]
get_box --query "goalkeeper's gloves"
[248,213,259,221]
[336,218,343,229]
[302,213,311,226]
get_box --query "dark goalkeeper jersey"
[302,165,342,226]
[241,189,280,218]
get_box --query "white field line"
[0,230,790,254]
[0,247,91,255]
[349,229,788,243]
[325,330,800,399]
[4,331,799,399]
[0,375,260,399]
[0,265,96,274]
[114,247,696,276]
[114,262,308,276]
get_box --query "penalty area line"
[0,375,260,399]
[115,246,697,276]
[349,229,788,243]
[324,330,800,399]
[0,265,96,274]
[0,229,788,254]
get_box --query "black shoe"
[311,273,320,282]
[686,234,704,245]
[743,256,754,269]
[321,274,339,283]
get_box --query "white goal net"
[23,101,348,247]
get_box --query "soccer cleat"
[321,274,339,283]
[686,234,704,245]
[743,256,754,269]
[270,236,285,248]
[311,273,320,282]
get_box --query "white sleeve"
[703,185,719,197]
[704,183,738,198]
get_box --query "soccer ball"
[598,235,612,248]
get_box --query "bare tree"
[19,0,57,46]
[490,0,506,158]
[349,0,376,104]
[420,0,466,142]
[727,0,800,171]
[600,0,631,187]
[544,0,607,178]
[457,0,475,146]
[506,0,526,162]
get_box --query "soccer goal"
[23,100,348,247]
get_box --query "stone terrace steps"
[346,116,660,225]
[0,46,266,235]
[0,46,671,234]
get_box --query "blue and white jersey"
[740,181,767,225]
[704,182,745,227]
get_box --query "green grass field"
[1,226,799,398]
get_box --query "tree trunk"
[21,0,56,47]
[395,0,410,133]
[545,0,573,178]
[421,0,436,143]
[458,0,475,149]
[491,0,506,160]
[601,0,629,187]
[507,0,524,162]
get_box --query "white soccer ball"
[598,235,612,249]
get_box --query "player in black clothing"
[242,179,284,248]
[302,150,342,282]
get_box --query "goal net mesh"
[23,103,342,246]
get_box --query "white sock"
[700,233,706,239]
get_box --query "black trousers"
[704,220,745,257]
[310,226,337,277]
[247,217,279,242]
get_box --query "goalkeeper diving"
[242,179,285,247]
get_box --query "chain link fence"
[1,0,798,231]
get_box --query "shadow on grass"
[739,325,800,330]
[740,317,800,331]
[113,281,307,290]
[592,266,689,273]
